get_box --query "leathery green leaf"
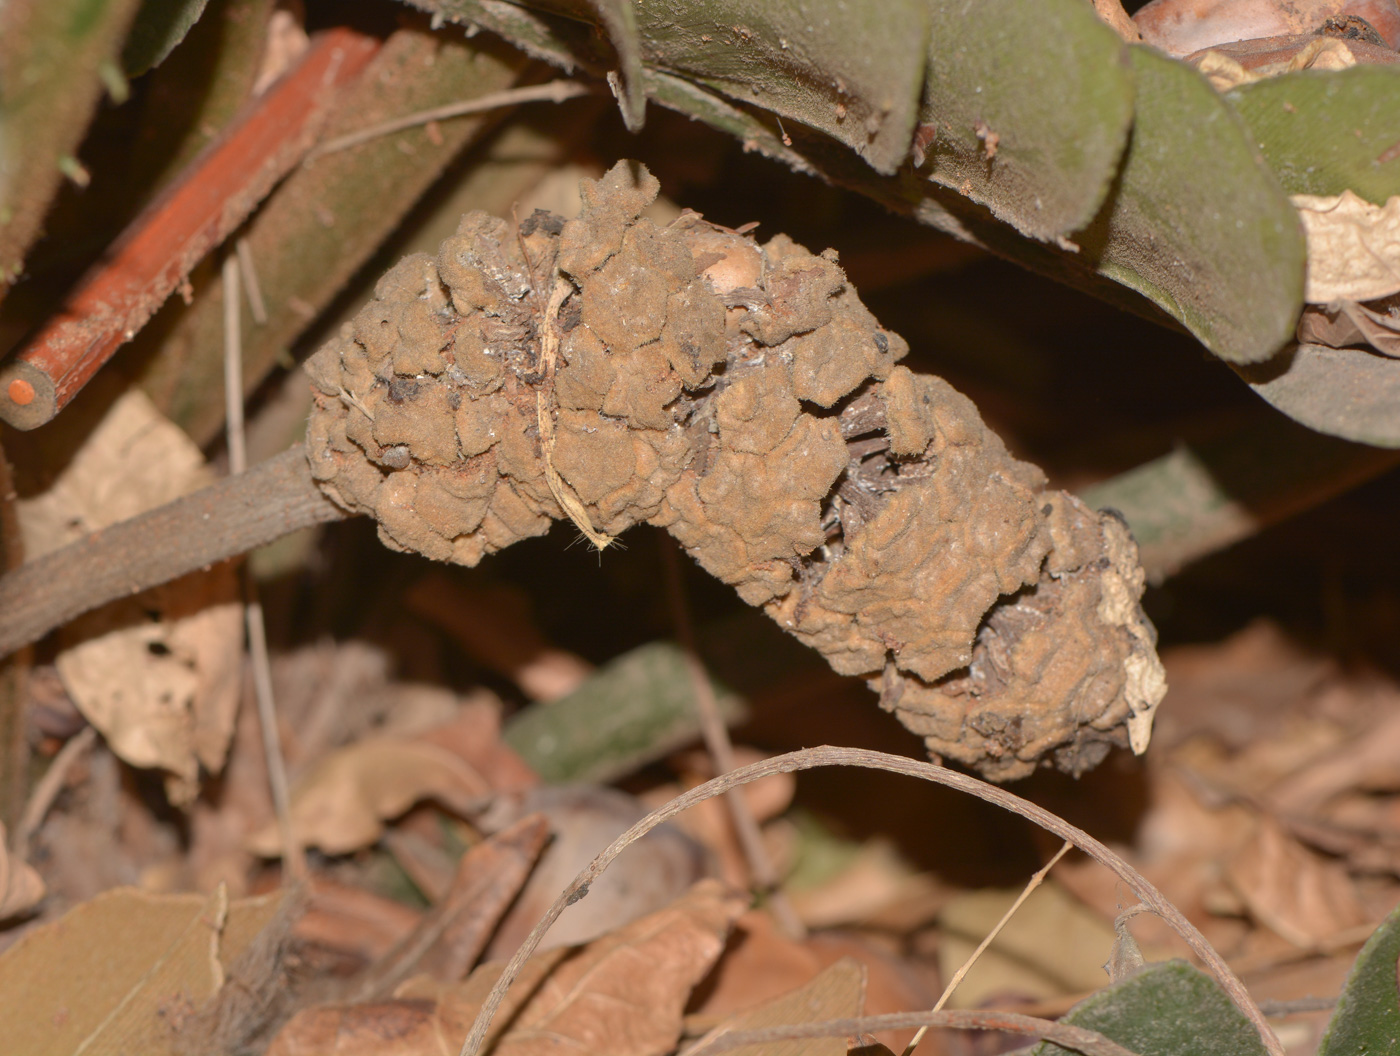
[1228,65,1400,204]
[1078,46,1305,365]
[919,0,1134,241]
[1029,960,1268,1056]
[1239,343,1400,448]
[632,0,929,176]
[1317,901,1400,1056]
[120,0,210,75]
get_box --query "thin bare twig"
[306,80,594,160]
[458,747,1282,1056]
[903,840,1072,1055]
[684,1010,1140,1056]
[235,238,268,325]
[661,538,804,940]
[224,256,304,881]
[15,725,97,851]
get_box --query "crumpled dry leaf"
[0,822,44,920]
[699,957,865,1056]
[1297,292,1400,357]
[248,736,494,856]
[15,389,241,805]
[0,884,284,1055]
[267,879,746,1056]
[1226,815,1370,947]
[56,567,243,806]
[1295,190,1400,303]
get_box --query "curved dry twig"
[683,1009,1140,1056]
[458,746,1282,1056]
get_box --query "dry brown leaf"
[248,737,494,856]
[0,884,284,1055]
[1295,191,1400,303]
[16,389,241,804]
[786,838,938,931]
[687,910,932,1053]
[1269,701,1400,815]
[1297,293,1400,358]
[268,879,746,1056]
[643,747,795,891]
[698,957,865,1056]
[1154,621,1336,751]
[0,822,44,920]
[1226,815,1370,947]
[295,876,425,964]
[483,785,710,960]
[417,702,539,795]
[353,814,550,999]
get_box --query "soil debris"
[305,162,1165,779]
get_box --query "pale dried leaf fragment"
[0,822,44,919]
[0,885,284,1056]
[1194,36,1361,89]
[1295,190,1400,303]
[247,737,493,856]
[936,881,1122,1008]
[15,389,241,804]
[267,879,745,1056]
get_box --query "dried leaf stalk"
[306,163,1166,780]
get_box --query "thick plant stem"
[0,445,345,659]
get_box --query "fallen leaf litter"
[306,162,1166,780]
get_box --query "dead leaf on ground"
[352,814,550,999]
[16,389,242,805]
[248,735,494,856]
[0,884,285,1055]
[695,957,865,1056]
[1294,191,1400,303]
[0,823,44,920]
[268,879,746,1056]
[1226,815,1370,947]
[1153,620,1336,751]
[483,785,711,960]
[295,875,425,965]
[1298,293,1400,358]
[642,747,795,890]
[687,909,933,1053]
